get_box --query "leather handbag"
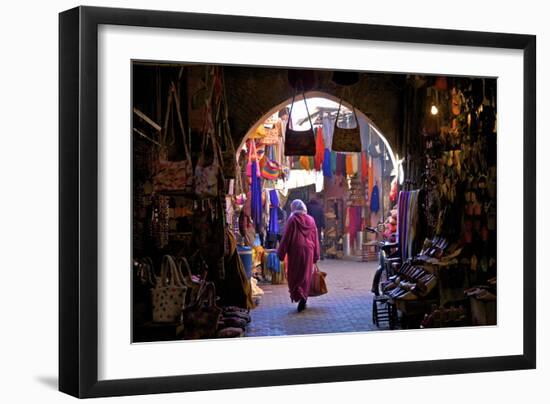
[284,91,316,156]
[181,281,222,339]
[153,83,194,195]
[331,98,362,152]
[151,255,188,323]
[308,264,328,297]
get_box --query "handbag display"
[181,281,222,339]
[284,91,316,156]
[194,129,222,198]
[308,264,328,297]
[151,255,188,323]
[153,83,194,194]
[331,98,362,153]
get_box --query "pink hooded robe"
[277,213,320,302]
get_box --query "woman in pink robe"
[277,199,320,312]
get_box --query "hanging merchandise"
[322,114,335,149]
[352,153,359,174]
[268,189,280,235]
[331,98,362,152]
[330,151,337,175]
[322,148,332,178]
[151,255,187,323]
[345,154,354,176]
[331,71,359,86]
[335,153,346,176]
[194,129,222,198]
[261,159,281,180]
[153,83,193,195]
[219,77,237,179]
[251,158,263,233]
[370,183,380,213]
[181,280,222,339]
[361,152,368,182]
[284,90,316,156]
[299,155,311,170]
[314,127,325,170]
[246,140,260,177]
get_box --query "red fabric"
[277,213,320,302]
[361,152,368,182]
[314,127,325,170]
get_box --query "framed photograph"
[59,6,536,398]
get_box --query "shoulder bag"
[152,83,194,195]
[331,98,362,153]
[284,90,316,156]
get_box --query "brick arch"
[223,67,404,157]
[234,90,399,170]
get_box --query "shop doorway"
[231,93,402,335]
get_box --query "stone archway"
[237,91,399,173]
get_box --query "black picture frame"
[59,5,536,398]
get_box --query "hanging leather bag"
[152,83,194,195]
[194,129,222,198]
[284,91,316,156]
[331,98,362,152]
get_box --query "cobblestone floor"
[246,258,387,337]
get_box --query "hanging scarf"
[268,189,280,234]
[336,153,345,176]
[351,153,359,175]
[314,127,325,170]
[331,151,337,175]
[299,155,311,170]
[345,154,354,176]
[251,161,262,232]
[370,184,380,213]
[322,148,332,178]
[361,152,368,182]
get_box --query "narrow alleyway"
[246,259,386,337]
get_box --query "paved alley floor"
[246,258,386,337]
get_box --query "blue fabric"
[370,184,380,213]
[251,162,262,232]
[322,148,332,178]
[267,252,280,273]
[268,189,279,234]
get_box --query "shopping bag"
[308,264,328,297]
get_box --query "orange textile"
[345,154,354,176]
[314,127,325,170]
[361,152,368,182]
[300,155,311,170]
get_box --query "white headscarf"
[290,199,307,216]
